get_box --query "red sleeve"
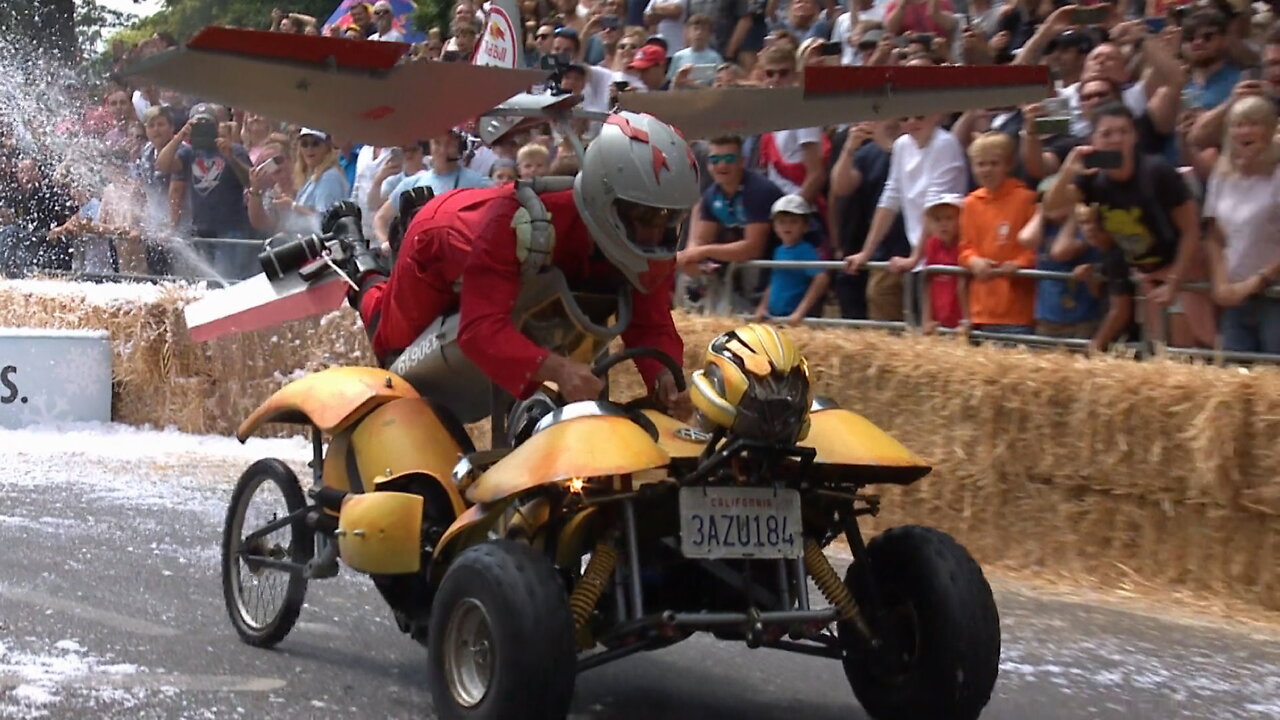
[456,203,551,400]
[620,271,685,394]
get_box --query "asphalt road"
[1,428,1277,720]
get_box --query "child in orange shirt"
[957,132,1038,335]
[920,193,969,334]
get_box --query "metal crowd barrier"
[705,259,1280,366]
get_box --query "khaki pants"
[866,269,904,322]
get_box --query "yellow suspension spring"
[804,539,873,639]
[569,542,618,634]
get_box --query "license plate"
[678,487,803,560]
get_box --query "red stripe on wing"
[186,27,408,72]
[803,65,1051,96]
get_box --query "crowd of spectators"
[0,0,1277,356]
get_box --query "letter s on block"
[0,366,18,404]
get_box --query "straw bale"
[2,286,1276,611]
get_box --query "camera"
[189,118,218,152]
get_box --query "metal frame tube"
[622,499,644,620]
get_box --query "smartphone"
[819,40,843,56]
[612,79,631,92]
[1033,116,1071,135]
[1240,67,1262,82]
[1083,150,1123,170]
[388,147,405,164]
[912,33,935,46]
[1143,17,1166,33]
[253,156,283,173]
[599,14,620,30]
[687,63,717,85]
[189,119,217,152]
[1041,96,1069,117]
[1071,5,1109,25]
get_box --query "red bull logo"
[474,6,516,68]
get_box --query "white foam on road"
[0,421,310,465]
[0,637,145,719]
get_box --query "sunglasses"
[299,138,325,148]
[898,115,926,121]
[708,152,740,164]
[1080,91,1112,102]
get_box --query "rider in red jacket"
[349,112,701,413]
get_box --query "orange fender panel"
[350,398,467,516]
[237,367,419,441]
[466,415,670,505]
[640,410,710,459]
[800,408,930,470]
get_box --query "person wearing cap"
[1042,29,1092,88]
[957,132,1039,335]
[918,193,968,333]
[252,128,350,236]
[1180,9,1243,111]
[369,1,406,42]
[754,194,830,325]
[628,43,670,90]
[155,102,255,278]
[371,130,492,249]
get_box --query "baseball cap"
[771,194,813,217]
[629,44,667,70]
[299,127,329,141]
[925,192,965,211]
[644,34,669,52]
[189,102,218,122]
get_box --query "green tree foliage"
[0,0,78,62]
[414,0,449,38]
[125,0,343,42]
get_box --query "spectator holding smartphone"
[1044,103,1215,351]
[669,15,725,83]
[1180,10,1243,111]
[1204,96,1280,353]
[1187,25,1280,151]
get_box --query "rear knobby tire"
[427,540,576,720]
[221,458,313,648]
[840,525,1001,720]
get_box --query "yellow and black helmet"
[690,324,812,445]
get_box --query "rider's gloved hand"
[654,370,692,421]
[321,201,362,237]
[535,354,604,402]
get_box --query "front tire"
[427,540,576,720]
[840,525,1000,720]
[221,458,313,648]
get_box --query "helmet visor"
[615,198,688,255]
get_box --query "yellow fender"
[465,415,670,505]
[237,367,419,441]
[337,488,424,575]
[801,408,932,484]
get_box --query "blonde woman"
[1204,96,1280,354]
[250,129,348,235]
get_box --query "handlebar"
[592,347,687,393]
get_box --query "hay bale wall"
[2,280,1276,612]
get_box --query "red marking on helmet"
[608,114,670,183]
[685,147,697,171]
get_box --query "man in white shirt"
[645,0,689,55]
[369,1,405,42]
[842,113,967,271]
[351,145,397,239]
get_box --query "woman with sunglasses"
[265,129,350,235]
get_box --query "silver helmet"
[573,112,700,293]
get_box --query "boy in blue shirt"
[754,194,830,325]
